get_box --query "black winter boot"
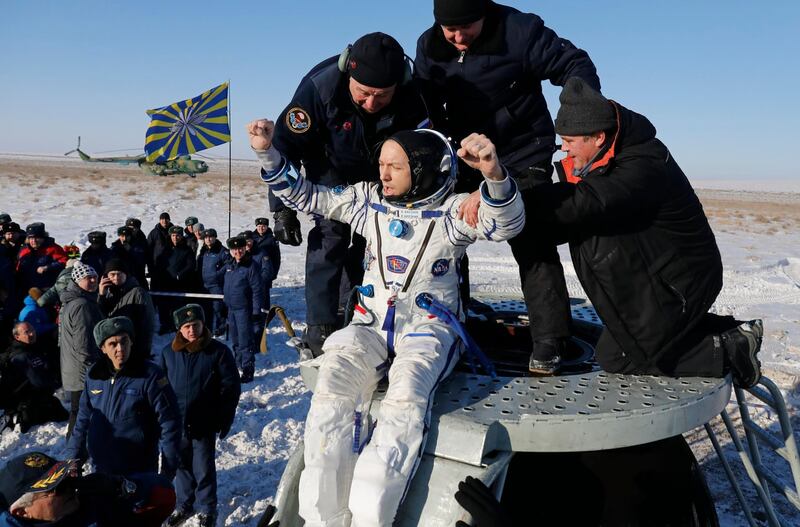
[304,324,336,358]
[529,337,566,375]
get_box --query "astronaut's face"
[379,140,412,198]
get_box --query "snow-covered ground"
[1,156,799,525]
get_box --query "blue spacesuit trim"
[443,215,475,247]
[416,294,496,378]
[271,180,290,192]
[259,156,288,183]
[352,411,362,454]
[406,332,436,338]
[381,303,397,359]
[479,175,518,207]
[483,219,498,241]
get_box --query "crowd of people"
[0,0,770,526]
[0,213,281,525]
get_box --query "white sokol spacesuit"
[258,129,525,526]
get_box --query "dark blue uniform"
[221,254,263,376]
[251,229,280,309]
[416,3,600,350]
[64,355,182,478]
[159,332,240,516]
[198,240,230,334]
[271,57,430,327]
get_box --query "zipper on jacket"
[458,50,466,64]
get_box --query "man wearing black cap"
[80,231,113,277]
[148,212,174,330]
[527,77,763,387]
[16,223,67,295]
[252,31,431,356]
[112,225,149,289]
[252,218,281,316]
[221,236,263,383]
[197,229,229,337]
[183,217,200,255]
[416,0,601,373]
[159,304,240,527]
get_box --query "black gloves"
[455,476,510,527]
[257,504,280,527]
[273,209,302,246]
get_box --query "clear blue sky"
[2,0,798,179]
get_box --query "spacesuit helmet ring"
[382,129,457,209]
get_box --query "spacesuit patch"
[286,107,311,134]
[386,255,410,274]
[431,258,450,276]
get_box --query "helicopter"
[64,136,209,177]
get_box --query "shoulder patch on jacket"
[90,389,103,395]
[286,107,311,134]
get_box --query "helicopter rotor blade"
[64,136,81,156]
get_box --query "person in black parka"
[0,322,67,433]
[528,77,763,387]
[415,0,601,374]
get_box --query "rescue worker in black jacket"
[0,322,67,433]
[148,212,174,331]
[111,226,149,291]
[528,77,763,387]
[159,304,240,527]
[157,226,196,334]
[221,237,263,383]
[268,32,431,355]
[415,0,600,373]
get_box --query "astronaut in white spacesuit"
[248,118,525,527]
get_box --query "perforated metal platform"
[299,298,732,465]
[425,371,730,463]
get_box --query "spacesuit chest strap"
[373,214,437,293]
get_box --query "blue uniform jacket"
[159,331,240,438]
[64,356,181,477]
[222,254,264,314]
[269,57,430,211]
[197,240,230,290]
[252,230,280,284]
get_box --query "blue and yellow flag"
[144,82,230,163]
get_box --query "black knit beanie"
[434,0,488,26]
[104,258,129,275]
[348,32,405,89]
[554,77,616,136]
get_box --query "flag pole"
[228,79,232,239]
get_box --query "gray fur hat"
[93,316,134,347]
